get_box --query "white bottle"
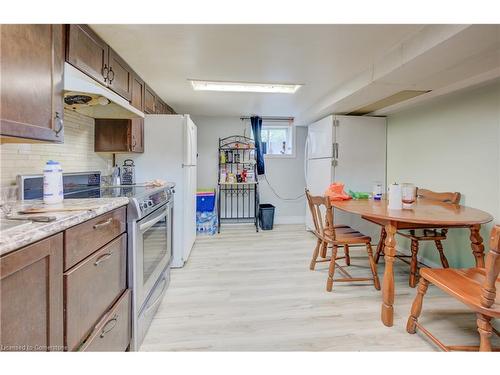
[43,160,64,204]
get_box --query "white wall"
[192,116,307,224]
[387,80,500,267]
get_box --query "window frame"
[260,122,296,159]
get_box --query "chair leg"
[366,243,380,290]
[309,238,322,270]
[375,227,386,264]
[326,245,339,292]
[406,278,429,334]
[320,241,328,258]
[434,240,450,268]
[344,244,350,266]
[409,239,420,288]
[476,313,493,352]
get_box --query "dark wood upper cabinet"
[130,74,145,112]
[108,48,133,101]
[66,24,108,86]
[95,118,144,153]
[1,24,64,143]
[0,234,64,351]
[65,24,176,117]
[144,85,156,114]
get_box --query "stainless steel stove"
[17,171,175,350]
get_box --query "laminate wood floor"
[140,224,499,351]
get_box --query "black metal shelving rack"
[217,135,259,233]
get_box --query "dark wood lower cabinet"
[64,234,127,351]
[79,290,131,352]
[0,209,131,352]
[0,234,64,351]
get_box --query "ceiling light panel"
[190,80,302,94]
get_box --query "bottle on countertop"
[43,160,63,204]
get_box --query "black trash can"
[259,204,275,230]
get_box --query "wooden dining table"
[330,198,493,327]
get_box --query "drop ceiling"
[90,24,500,124]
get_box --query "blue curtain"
[250,116,265,175]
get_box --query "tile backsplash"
[0,110,113,187]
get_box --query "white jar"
[43,160,63,204]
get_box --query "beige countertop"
[0,198,129,256]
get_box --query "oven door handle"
[139,207,169,232]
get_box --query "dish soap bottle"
[43,160,63,204]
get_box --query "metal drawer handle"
[93,218,113,229]
[145,277,168,315]
[54,112,63,137]
[108,67,115,84]
[102,64,109,82]
[94,252,113,266]
[100,314,118,338]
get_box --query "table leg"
[470,224,485,268]
[381,222,397,327]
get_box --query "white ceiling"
[90,24,500,124]
[90,24,424,118]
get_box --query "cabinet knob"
[108,67,115,84]
[54,112,63,137]
[103,64,109,82]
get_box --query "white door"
[184,116,197,166]
[307,115,334,159]
[333,115,387,238]
[305,158,334,230]
[183,165,197,263]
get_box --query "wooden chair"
[305,189,380,292]
[406,224,500,351]
[374,188,461,287]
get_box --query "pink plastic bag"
[325,182,352,202]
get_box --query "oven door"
[135,201,172,310]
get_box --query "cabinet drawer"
[79,290,131,352]
[64,234,127,351]
[64,206,126,270]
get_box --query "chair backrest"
[305,189,335,240]
[480,224,500,308]
[417,188,461,204]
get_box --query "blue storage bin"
[196,192,215,212]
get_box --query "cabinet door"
[130,74,145,111]
[144,85,156,114]
[1,24,64,143]
[130,118,144,153]
[66,24,108,85]
[108,48,133,101]
[0,234,64,351]
[155,97,162,114]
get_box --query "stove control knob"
[147,200,154,207]
[141,202,148,210]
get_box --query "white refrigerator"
[130,114,197,268]
[305,115,387,239]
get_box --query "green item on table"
[348,190,370,199]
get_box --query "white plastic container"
[388,183,402,210]
[43,160,63,204]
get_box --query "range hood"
[63,63,144,119]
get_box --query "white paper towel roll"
[388,183,402,210]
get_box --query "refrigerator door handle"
[304,135,310,181]
[335,142,339,159]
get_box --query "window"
[261,123,295,157]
